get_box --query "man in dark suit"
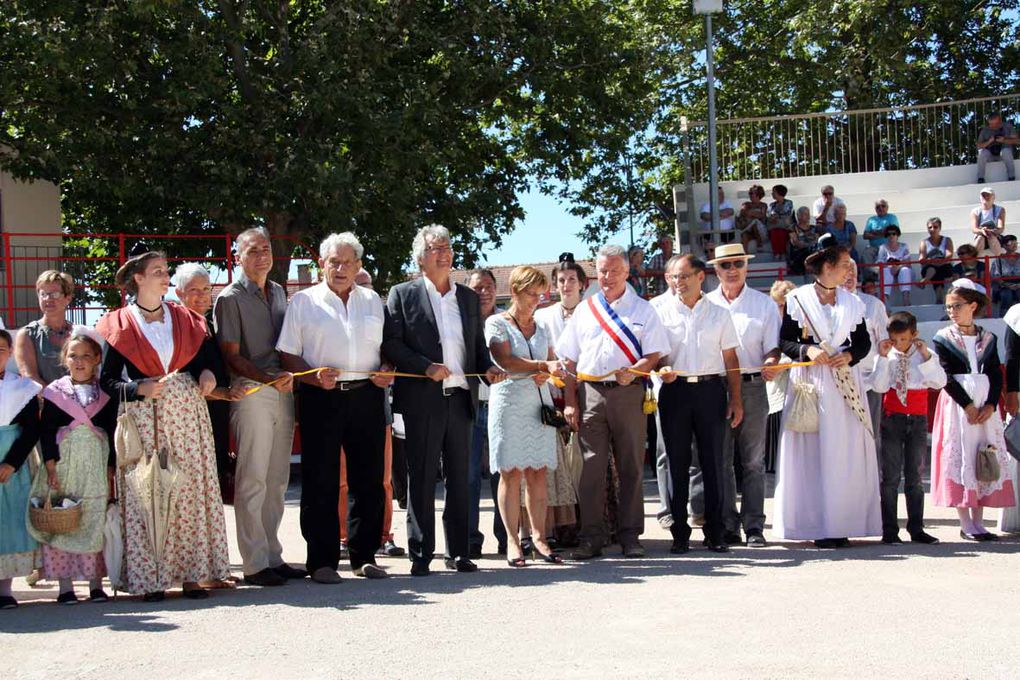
[382,224,505,576]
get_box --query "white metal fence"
[684,94,1020,183]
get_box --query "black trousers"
[298,383,386,571]
[879,412,928,536]
[403,389,473,563]
[659,378,728,545]
[391,434,408,507]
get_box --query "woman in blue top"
[485,266,565,567]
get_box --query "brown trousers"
[577,382,647,547]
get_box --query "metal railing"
[684,94,1020,183]
[0,232,319,328]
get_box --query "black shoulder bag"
[507,314,568,429]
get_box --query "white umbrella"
[102,502,124,591]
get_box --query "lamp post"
[694,0,723,233]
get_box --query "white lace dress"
[485,315,557,472]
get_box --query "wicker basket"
[29,493,83,535]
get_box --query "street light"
[694,0,723,236]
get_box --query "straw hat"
[707,243,755,264]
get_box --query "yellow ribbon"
[575,360,816,383]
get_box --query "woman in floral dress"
[96,251,229,601]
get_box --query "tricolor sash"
[588,293,643,363]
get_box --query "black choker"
[136,301,162,314]
[814,281,837,291]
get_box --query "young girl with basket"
[0,329,42,609]
[29,330,116,604]
[931,279,1016,540]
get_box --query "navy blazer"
[382,277,492,417]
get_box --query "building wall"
[0,170,62,327]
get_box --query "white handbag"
[785,380,819,433]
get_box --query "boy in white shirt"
[871,311,947,545]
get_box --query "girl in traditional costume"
[930,279,1015,540]
[31,330,116,604]
[96,251,229,601]
[0,330,42,609]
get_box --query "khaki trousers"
[577,382,647,548]
[230,382,295,575]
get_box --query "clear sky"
[479,189,596,266]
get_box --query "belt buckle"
[683,376,698,383]
[339,381,351,392]
[443,387,456,397]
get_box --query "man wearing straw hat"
[652,254,743,554]
[276,232,395,583]
[705,243,782,548]
[214,227,302,588]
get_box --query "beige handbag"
[976,444,1001,483]
[785,380,819,433]
[114,384,144,469]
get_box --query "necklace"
[814,280,837,291]
[42,320,71,337]
[135,300,162,314]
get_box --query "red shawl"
[96,302,207,377]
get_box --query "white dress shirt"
[870,347,947,394]
[276,282,384,377]
[131,303,174,374]
[811,196,846,225]
[424,276,468,390]
[651,292,738,376]
[854,291,889,389]
[555,287,669,381]
[706,284,780,374]
[699,200,735,231]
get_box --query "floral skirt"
[118,373,229,593]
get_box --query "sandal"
[506,556,527,568]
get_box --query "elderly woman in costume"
[96,251,230,601]
[774,244,881,548]
[0,330,42,609]
[174,263,245,501]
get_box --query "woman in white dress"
[534,255,587,545]
[486,266,565,566]
[775,245,882,547]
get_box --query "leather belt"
[680,375,722,384]
[338,379,371,391]
[443,386,467,397]
[741,372,762,382]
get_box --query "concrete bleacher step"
[888,303,946,323]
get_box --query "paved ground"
[2,477,1019,680]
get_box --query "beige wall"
[0,170,62,327]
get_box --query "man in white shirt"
[705,244,781,548]
[653,254,743,554]
[699,187,737,248]
[557,244,669,559]
[382,225,505,576]
[812,185,846,227]
[276,232,394,583]
[844,261,889,456]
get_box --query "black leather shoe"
[814,538,839,549]
[746,531,767,548]
[670,539,690,554]
[701,537,730,553]
[0,595,17,609]
[410,561,431,577]
[444,558,479,573]
[244,568,286,587]
[183,587,209,600]
[142,591,165,602]
[57,591,79,605]
[723,531,743,546]
[909,531,940,545]
[959,530,981,541]
[833,538,851,548]
[274,564,309,580]
[469,545,483,559]
[89,588,109,603]
[881,532,903,544]
[977,532,1000,542]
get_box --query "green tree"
[1,0,661,288]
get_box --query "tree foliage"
[1,0,659,287]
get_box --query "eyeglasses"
[822,192,834,196]
[425,245,452,255]
[717,260,746,270]
[38,291,65,300]
[666,273,698,282]
[944,302,968,313]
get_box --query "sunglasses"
[717,260,747,270]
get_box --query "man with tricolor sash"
[556,244,669,560]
